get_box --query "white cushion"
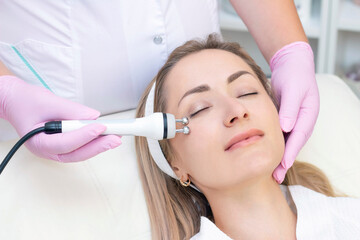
[0,74,359,239]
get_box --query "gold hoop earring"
[180,178,191,187]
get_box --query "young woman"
[135,34,360,240]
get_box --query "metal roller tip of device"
[176,126,190,135]
[176,117,189,125]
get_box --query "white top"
[191,185,360,240]
[0,0,221,140]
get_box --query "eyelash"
[238,92,258,98]
[190,107,210,118]
[189,92,258,118]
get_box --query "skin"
[0,61,13,76]
[230,0,308,62]
[165,49,297,239]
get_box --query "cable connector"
[44,121,62,134]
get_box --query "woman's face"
[164,49,285,192]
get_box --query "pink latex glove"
[0,75,122,162]
[270,42,320,183]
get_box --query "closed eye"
[238,92,258,98]
[189,92,258,118]
[189,107,210,118]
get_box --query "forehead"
[168,49,253,80]
[164,49,257,94]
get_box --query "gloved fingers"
[272,163,287,184]
[293,89,319,138]
[282,93,319,168]
[55,135,122,163]
[6,77,101,123]
[280,130,306,169]
[277,85,304,133]
[28,123,117,155]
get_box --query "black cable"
[0,121,62,175]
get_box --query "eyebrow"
[177,70,252,107]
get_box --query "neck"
[205,177,297,240]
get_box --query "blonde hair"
[135,34,338,240]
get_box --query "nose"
[223,100,249,127]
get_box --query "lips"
[225,128,264,151]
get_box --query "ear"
[170,158,187,180]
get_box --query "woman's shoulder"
[287,184,360,204]
[286,185,360,239]
[286,184,360,219]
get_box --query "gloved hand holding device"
[270,42,320,183]
[0,75,122,163]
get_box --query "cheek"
[173,121,216,162]
[170,120,222,179]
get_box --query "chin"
[241,153,278,178]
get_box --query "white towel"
[191,185,360,239]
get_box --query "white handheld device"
[59,112,189,140]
